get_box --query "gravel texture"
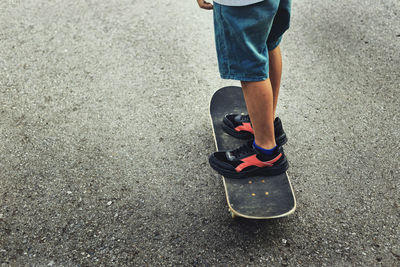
[0,0,399,266]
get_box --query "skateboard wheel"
[230,211,237,219]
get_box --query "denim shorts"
[213,0,291,81]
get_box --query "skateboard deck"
[210,86,296,219]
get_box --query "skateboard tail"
[223,175,297,219]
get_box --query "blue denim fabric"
[213,0,291,81]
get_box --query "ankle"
[253,140,276,150]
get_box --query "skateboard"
[209,86,296,219]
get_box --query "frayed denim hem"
[220,74,268,82]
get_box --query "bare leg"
[240,46,282,150]
[268,45,282,117]
[241,79,275,150]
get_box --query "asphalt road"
[1,0,399,266]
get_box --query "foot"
[222,115,288,146]
[209,141,289,179]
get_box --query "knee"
[240,80,268,89]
